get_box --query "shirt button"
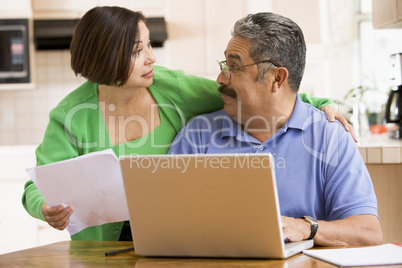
[259,146,264,151]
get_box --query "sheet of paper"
[26,149,129,235]
[303,243,402,267]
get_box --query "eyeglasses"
[217,60,279,79]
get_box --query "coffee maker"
[385,53,402,139]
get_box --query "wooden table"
[0,241,401,267]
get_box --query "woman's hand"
[41,202,73,230]
[320,106,358,143]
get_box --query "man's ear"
[272,67,289,93]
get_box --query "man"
[168,12,382,246]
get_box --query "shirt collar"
[284,93,310,131]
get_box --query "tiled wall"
[0,50,85,145]
[0,47,168,146]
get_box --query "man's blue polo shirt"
[168,94,378,221]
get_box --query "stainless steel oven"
[0,19,31,84]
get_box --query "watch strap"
[307,222,318,240]
[303,216,318,240]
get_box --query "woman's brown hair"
[70,6,145,86]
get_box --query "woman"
[22,6,349,241]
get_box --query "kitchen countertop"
[0,135,400,181]
[358,134,402,164]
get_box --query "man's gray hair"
[232,12,306,92]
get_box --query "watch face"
[304,216,318,225]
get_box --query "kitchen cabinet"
[98,0,165,17]
[367,164,402,244]
[0,0,31,18]
[372,0,402,29]
[0,146,70,255]
[272,0,321,43]
[358,134,402,243]
[32,0,98,19]
[0,180,38,254]
[31,0,165,19]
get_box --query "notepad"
[303,243,402,267]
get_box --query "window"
[357,0,402,93]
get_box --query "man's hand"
[282,214,382,246]
[281,216,310,242]
[320,106,358,143]
[41,202,73,230]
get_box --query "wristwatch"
[303,216,319,240]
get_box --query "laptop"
[119,153,313,259]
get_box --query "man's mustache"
[218,85,237,99]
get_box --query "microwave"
[0,19,31,84]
